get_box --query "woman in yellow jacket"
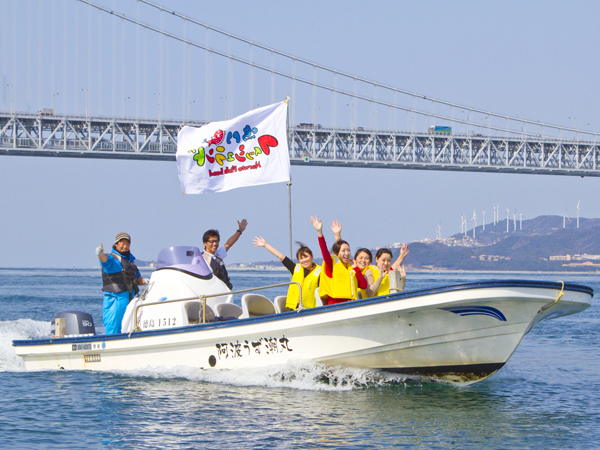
[253,236,321,310]
[355,245,409,298]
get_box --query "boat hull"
[13,280,593,382]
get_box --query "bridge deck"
[1,113,598,176]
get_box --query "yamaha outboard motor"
[51,311,96,336]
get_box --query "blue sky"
[1,0,599,267]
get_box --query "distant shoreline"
[227,267,600,275]
[3,266,597,275]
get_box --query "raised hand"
[392,243,409,270]
[253,236,266,247]
[237,219,248,232]
[254,235,285,261]
[225,219,248,251]
[330,220,342,235]
[310,215,323,234]
[95,243,104,256]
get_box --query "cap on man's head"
[114,232,131,245]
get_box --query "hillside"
[393,216,600,272]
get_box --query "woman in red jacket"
[310,215,367,305]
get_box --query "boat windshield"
[156,246,212,278]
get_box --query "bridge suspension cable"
[77,0,596,139]
[134,0,595,139]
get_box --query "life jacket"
[102,252,139,296]
[358,266,373,299]
[368,265,390,297]
[286,263,321,310]
[202,251,233,290]
[322,255,359,300]
[318,262,331,298]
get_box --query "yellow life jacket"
[318,262,332,298]
[286,263,321,309]
[322,255,359,300]
[369,265,390,297]
[358,266,373,299]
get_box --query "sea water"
[0,269,598,449]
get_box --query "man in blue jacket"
[96,232,148,334]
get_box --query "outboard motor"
[51,311,96,336]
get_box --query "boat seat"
[241,294,276,318]
[205,293,235,310]
[214,302,243,319]
[274,295,287,313]
[185,301,215,324]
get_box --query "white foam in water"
[116,361,417,391]
[0,319,50,372]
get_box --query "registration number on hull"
[139,317,177,330]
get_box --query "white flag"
[176,101,290,194]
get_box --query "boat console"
[122,246,235,332]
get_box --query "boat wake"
[0,319,49,371]
[111,362,433,391]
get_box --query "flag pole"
[288,179,292,258]
[285,95,292,258]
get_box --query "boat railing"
[132,281,302,333]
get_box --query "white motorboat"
[13,246,593,383]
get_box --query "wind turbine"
[436,221,441,239]
[577,201,580,228]
[471,209,477,239]
[482,211,486,231]
[461,213,467,236]
[519,213,523,230]
[506,207,510,232]
[563,208,571,228]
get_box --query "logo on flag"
[176,101,290,194]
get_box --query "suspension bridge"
[1,0,598,176]
[0,111,598,176]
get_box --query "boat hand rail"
[539,280,565,313]
[132,281,302,333]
